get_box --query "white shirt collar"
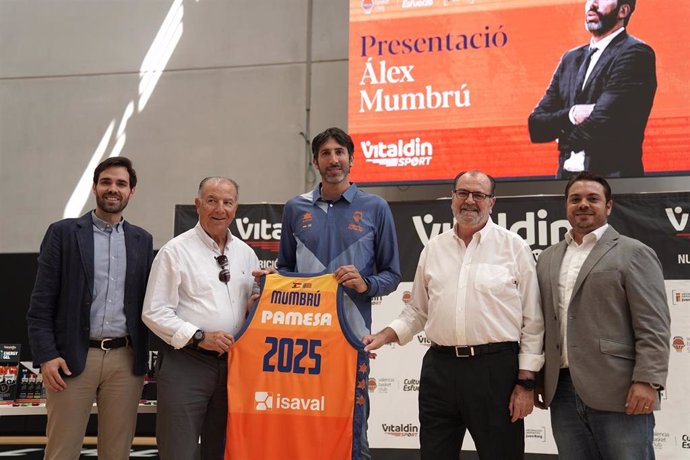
[565,223,609,246]
[452,217,496,245]
[193,221,233,253]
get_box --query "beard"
[453,205,487,227]
[319,163,351,184]
[96,192,129,215]
[585,5,620,35]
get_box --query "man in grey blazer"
[535,172,670,459]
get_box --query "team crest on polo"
[301,211,312,229]
[349,211,365,232]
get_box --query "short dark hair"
[93,156,137,188]
[453,170,496,195]
[618,0,636,26]
[311,127,355,161]
[564,171,612,202]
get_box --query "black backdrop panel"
[175,192,690,281]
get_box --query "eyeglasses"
[215,255,231,284]
[451,189,493,201]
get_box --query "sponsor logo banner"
[174,192,689,457]
[175,192,690,280]
[381,422,419,437]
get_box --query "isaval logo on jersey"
[255,391,273,411]
[254,391,325,412]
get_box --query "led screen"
[348,0,690,184]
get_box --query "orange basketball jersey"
[226,273,368,460]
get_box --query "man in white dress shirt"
[142,177,259,460]
[364,170,544,460]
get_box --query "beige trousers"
[44,346,144,460]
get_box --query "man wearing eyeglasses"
[364,170,544,459]
[142,177,259,460]
[27,157,153,460]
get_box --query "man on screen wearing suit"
[528,0,656,178]
[27,157,153,460]
[535,172,670,459]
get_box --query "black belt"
[89,336,130,350]
[186,345,226,360]
[430,341,518,358]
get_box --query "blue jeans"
[360,389,371,460]
[550,369,655,460]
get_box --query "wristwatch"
[515,378,536,390]
[191,330,205,349]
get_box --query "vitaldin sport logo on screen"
[360,137,433,168]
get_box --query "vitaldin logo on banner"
[666,206,689,233]
[412,210,570,254]
[664,206,690,264]
[233,217,281,269]
[381,423,419,437]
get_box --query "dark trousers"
[419,346,524,460]
[156,345,228,460]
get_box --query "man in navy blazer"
[528,0,656,178]
[27,157,153,460]
[535,172,670,459]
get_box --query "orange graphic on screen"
[348,0,690,183]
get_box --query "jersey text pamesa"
[260,289,332,327]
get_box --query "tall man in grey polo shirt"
[27,157,153,460]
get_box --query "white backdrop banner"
[175,192,690,458]
[368,193,690,459]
